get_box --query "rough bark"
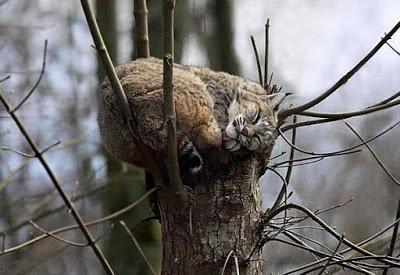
[157,149,271,274]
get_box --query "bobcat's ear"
[260,92,289,110]
[231,88,243,103]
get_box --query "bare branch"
[80,0,165,187]
[300,98,400,119]
[265,203,400,268]
[0,75,10,83]
[264,19,270,91]
[0,94,114,274]
[163,0,186,203]
[382,199,400,275]
[0,188,157,256]
[250,35,263,86]
[221,251,234,275]
[370,91,400,107]
[279,21,400,121]
[40,140,61,155]
[29,220,87,247]
[0,146,34,158]
[80,0,133,125]
[119,220,157,275]
[272,238,374,275]
[271,116,296,212]
[317,234,345,275]
[281,107,400,132]
[385,39,400,56]
[271,150,361,168]
[12,40,47,112]
[134,0,150,58]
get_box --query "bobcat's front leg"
[192,122,222,150]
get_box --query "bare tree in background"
[1,1,400,275]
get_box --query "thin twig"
[29,220,87,247]
[163,0,186,203]
[385,40,400,56]
[0,146,34,158]
[0,93,114,274]
[119,220,157,275]
[282,118,400,151]
[0,75,10,83]
[80,0,165,192]
[264,19,270,91]
[344,121,400,187]
[382,198,400,275]
[318,234,345,275]
[133,0,150,58]
[300,98,400,119]
[271,238,374,275]
[40,140,61,154]
[12,40,47,112]
[233,253,240,275]
[80,0,133,125]
[250,35,263,86]
[279,21,400,121]
[278,127,367,157]
[271,116,296,212]
[221,251,234,275]
[370,91,400,107]
[272,150,360,168]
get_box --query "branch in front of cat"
[134,0,150,58]
[80,0,133,125]
[79,0,165,187]
[163,0,186,204]
[278,20,400,121]
[0,91,114,274]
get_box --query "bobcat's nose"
[242,125,254,137]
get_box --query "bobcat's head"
[224,88,286,152]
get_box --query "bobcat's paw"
[179,140,203,174]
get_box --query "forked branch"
[278,21,400,121]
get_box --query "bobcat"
[98,58,285,174]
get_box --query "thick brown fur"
[98,58,281,169]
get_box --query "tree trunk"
[158,150,270,274]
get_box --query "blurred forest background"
[0,0,399,274]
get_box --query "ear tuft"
[260,92,289,110]
[231,87,243,103]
